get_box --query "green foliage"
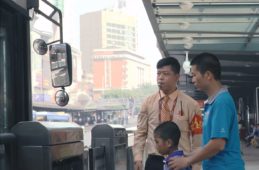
[102,83,158,99]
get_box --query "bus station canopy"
[143,0,259,98]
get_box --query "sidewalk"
[241,141,259,170]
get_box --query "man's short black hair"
[154,121,181,147]
[190,53,221,80]
[157,57,180,74]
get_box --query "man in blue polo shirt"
[168,53,244,170]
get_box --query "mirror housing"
[33,39,48,55]
[55,89,69,107]
[49,43,72,88]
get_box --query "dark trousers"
[145,154,164,170]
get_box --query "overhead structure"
[143,0,259,99]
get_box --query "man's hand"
[168,157,190,170]
[134,161,143,170]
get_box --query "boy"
[154,121,191,170]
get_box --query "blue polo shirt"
[202,88,244,170]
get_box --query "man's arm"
[133,99,149,163]
[168,138,226,170]
[190,109,202,150]
[189,105,203,170]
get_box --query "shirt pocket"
[173,112,190,132]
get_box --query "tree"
[102,83,158,99]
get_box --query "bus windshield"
[30,0,160,129]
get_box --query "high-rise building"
[80,9,137,74]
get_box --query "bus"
[33,111,72,122]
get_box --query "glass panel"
[30,1,160,116]
[30,0,161,147]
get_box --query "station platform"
[242,141,259,170]
[83,123,259,170]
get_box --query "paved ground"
[83,117,259,169]
[241,141,259,170]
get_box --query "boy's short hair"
[156,57,180,74]
[154,121,181,146]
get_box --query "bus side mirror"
[49,43,72,88]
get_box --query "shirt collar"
[164,150,184,162]
[205,86,228,105]
[159,89,178,101]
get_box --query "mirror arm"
[46,40,61,46]
[34,0,63,43]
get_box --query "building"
[92,49,151,91]
[80,9,137,74]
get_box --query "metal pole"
[247,105,250,132]
[256,87,259,124]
